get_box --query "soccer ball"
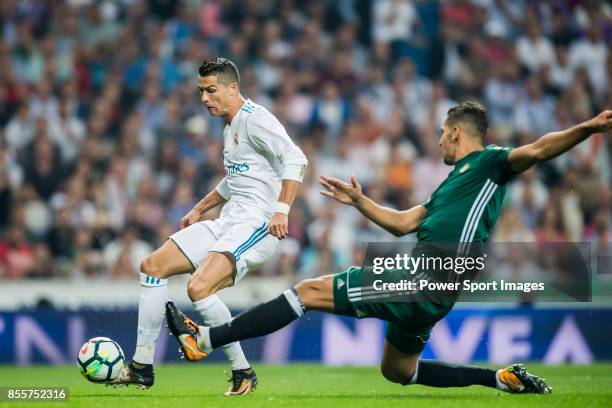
[77,337,125,383]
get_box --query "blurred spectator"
[178,114,207,165]
[482,0,523,40]
[384,139,413,194]
[0,223,35,279]
[49,176,96,229]
[494,207,536,243]
[393,58,431,126]
[535,205,568,244]
[310,81,352,143]
[485,61,521,134]
[584,207,610,260]
[261,237,301,279]
[5,102,34,153]
[46,206,75,259]
[28,243,56,279]
[29,80,59,122]
[558,167,584,243]
[0,144,23,198]
[516,17,555,73]
[137,82,166,132]
[167,180,195,228]
[568,22,608,96]
[372,0,418,45]
[69,228,104,278]
[513,75,556,139]
[22,123,65,201]
[411,135,448,203]
[103,225,153,279]
[510,168,549,230]
[549,45,574,91]
[371,107,416,179]
[49,97,85,163]
[412,80,456,131]
[0,154,12,228]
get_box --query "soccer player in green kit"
[167,102,612,394]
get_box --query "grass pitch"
[0,363,611,407]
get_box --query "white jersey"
[214,99,308,221]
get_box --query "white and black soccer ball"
[77,337,125,383]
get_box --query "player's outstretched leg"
[380,341,551,394]
[165,300,208,361]
[408,360,551,393]
[109,240,194,388]
[165,276,325,393]
[165,300,258,395]
[166,277,326,356]
[167,269,552,395]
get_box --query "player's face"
[197,75,236,116]
[439,121,458,165]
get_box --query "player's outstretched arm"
[320,175,427,237]
[180,183,228,229]
[508,109,612,173]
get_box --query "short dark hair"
[198,57,240,85]
[446,101,488,141]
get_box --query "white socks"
[197,326,212,353]
[133,273,168,365]
[192,294,250,370]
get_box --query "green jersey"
[333,145,519,355]
[417,145,517,244]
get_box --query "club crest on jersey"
[460,163,470,174]
[233,132,239,146]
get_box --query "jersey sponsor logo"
[224,159,250,175]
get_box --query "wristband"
[275,202,290,215]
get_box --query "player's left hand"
[587,109,612,133]
[269,213,289,239]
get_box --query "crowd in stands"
[0,0,610,281]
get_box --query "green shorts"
[332,267,454,355]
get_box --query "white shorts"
[169,215,278,283]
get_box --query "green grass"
[1,364,611,407]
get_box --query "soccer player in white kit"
[111,58,308,395]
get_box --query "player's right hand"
[319,175,363,206]
[180,210,201,229]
